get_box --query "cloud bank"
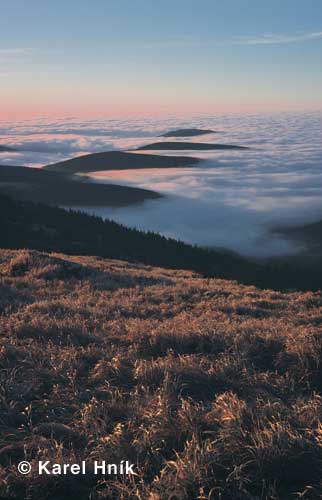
[1,112,322,257]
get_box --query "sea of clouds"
[1,112,322,257]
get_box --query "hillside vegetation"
[0,193,256,282]
[1,249,322,499]
[2,193,322,291]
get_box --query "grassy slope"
[0,165,161,206]
[1,249,322,499]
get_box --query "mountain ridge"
[136,141,248,151]
[160,128,217,137]
[45,151,200,174]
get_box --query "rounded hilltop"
[160,128,217,137]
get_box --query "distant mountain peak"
[160,128,217,137]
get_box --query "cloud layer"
[1,112,322,257]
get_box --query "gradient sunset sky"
[1,0,322,118]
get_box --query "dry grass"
[1,249,322,499]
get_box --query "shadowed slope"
[0,192,257,283]
[2,193,322,291]
[275,219,322,256]
[160,128,216,137]
[45,151,200,174]
[0,165,161,206]
[136,141,249,151]
[0,145,15,152]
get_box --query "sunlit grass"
[1,249,322,499]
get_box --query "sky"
[1,0,322,118]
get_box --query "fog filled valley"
[1,111,322,258]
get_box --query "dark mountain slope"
[45,151,199,174]
[0,145,15,152]
[160,128,216,137]
[136,142,248,151]
[0,164,161,206]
